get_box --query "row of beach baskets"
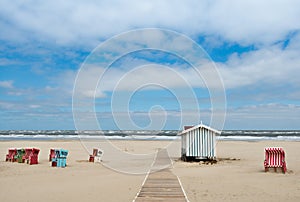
[5,147,285,173]
[5,148,69,167]
[6,148,40,165]
[5,148,103,167]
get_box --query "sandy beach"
[0,140,299,202]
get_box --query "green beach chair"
[15,148,25,163]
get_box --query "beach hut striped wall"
[179,123,220,161]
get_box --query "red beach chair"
[89,148,102,162]
[89,148,98,162]
[264,147,287,173]
[28,148,40,165]
[6,148,17,162]
[89,155,95,162]
[22,148,33,163]
[49,149,56,161]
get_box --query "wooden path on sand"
[134,149,188,202]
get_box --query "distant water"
[220,130,300,141]
[0,130,300,141]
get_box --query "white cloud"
[0,101,14,109]
[2,1,300,96]
[70,42,300,98]
[0,58,21,66]
[0,80,14,88]
[1,0,300,130]
[29,104,41,109]
[218,43,300,89]
[73,62,210,99]
[205,0,300,46]
[225,103,300,129]
[1,1,299,46]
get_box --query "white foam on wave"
[1,130,300,141]
[217,136,300,141]
[0,134,180,141]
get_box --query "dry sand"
[0,140,299,202]
[174,141,300,202]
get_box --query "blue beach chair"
[57,149,68,167]
[59,149,68,158]
[50,149,68,168]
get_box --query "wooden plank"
[134,149,188,202]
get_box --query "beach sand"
[174,141,300,202]
[0,140,299,202]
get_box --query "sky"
[1,0,300,130]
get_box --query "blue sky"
[1,1,300,130]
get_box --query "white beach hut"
[179,123,220,161]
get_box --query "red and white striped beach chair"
[22,148,33,163]
[89,148,102,163]
[5,148,17,162]
[49,149,56,161]
[28,148,40,165]
[264,147,287,174]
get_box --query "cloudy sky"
[1,0,300,130]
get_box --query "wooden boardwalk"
[134,149,188,202]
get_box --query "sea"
[0,130,300,141]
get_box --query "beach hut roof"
[178,123,221,135]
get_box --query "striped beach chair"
[28,148,40,165]
[22,148,33,163]
[264,147,287,174]
[89,148,103,163]
[15,148,25,163]
[5,148,17,162]
[94,149,103,163]
[49,149,56,161]
[50,149,68,167]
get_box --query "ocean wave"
[217,135,300,141]
[0,130,300,141]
